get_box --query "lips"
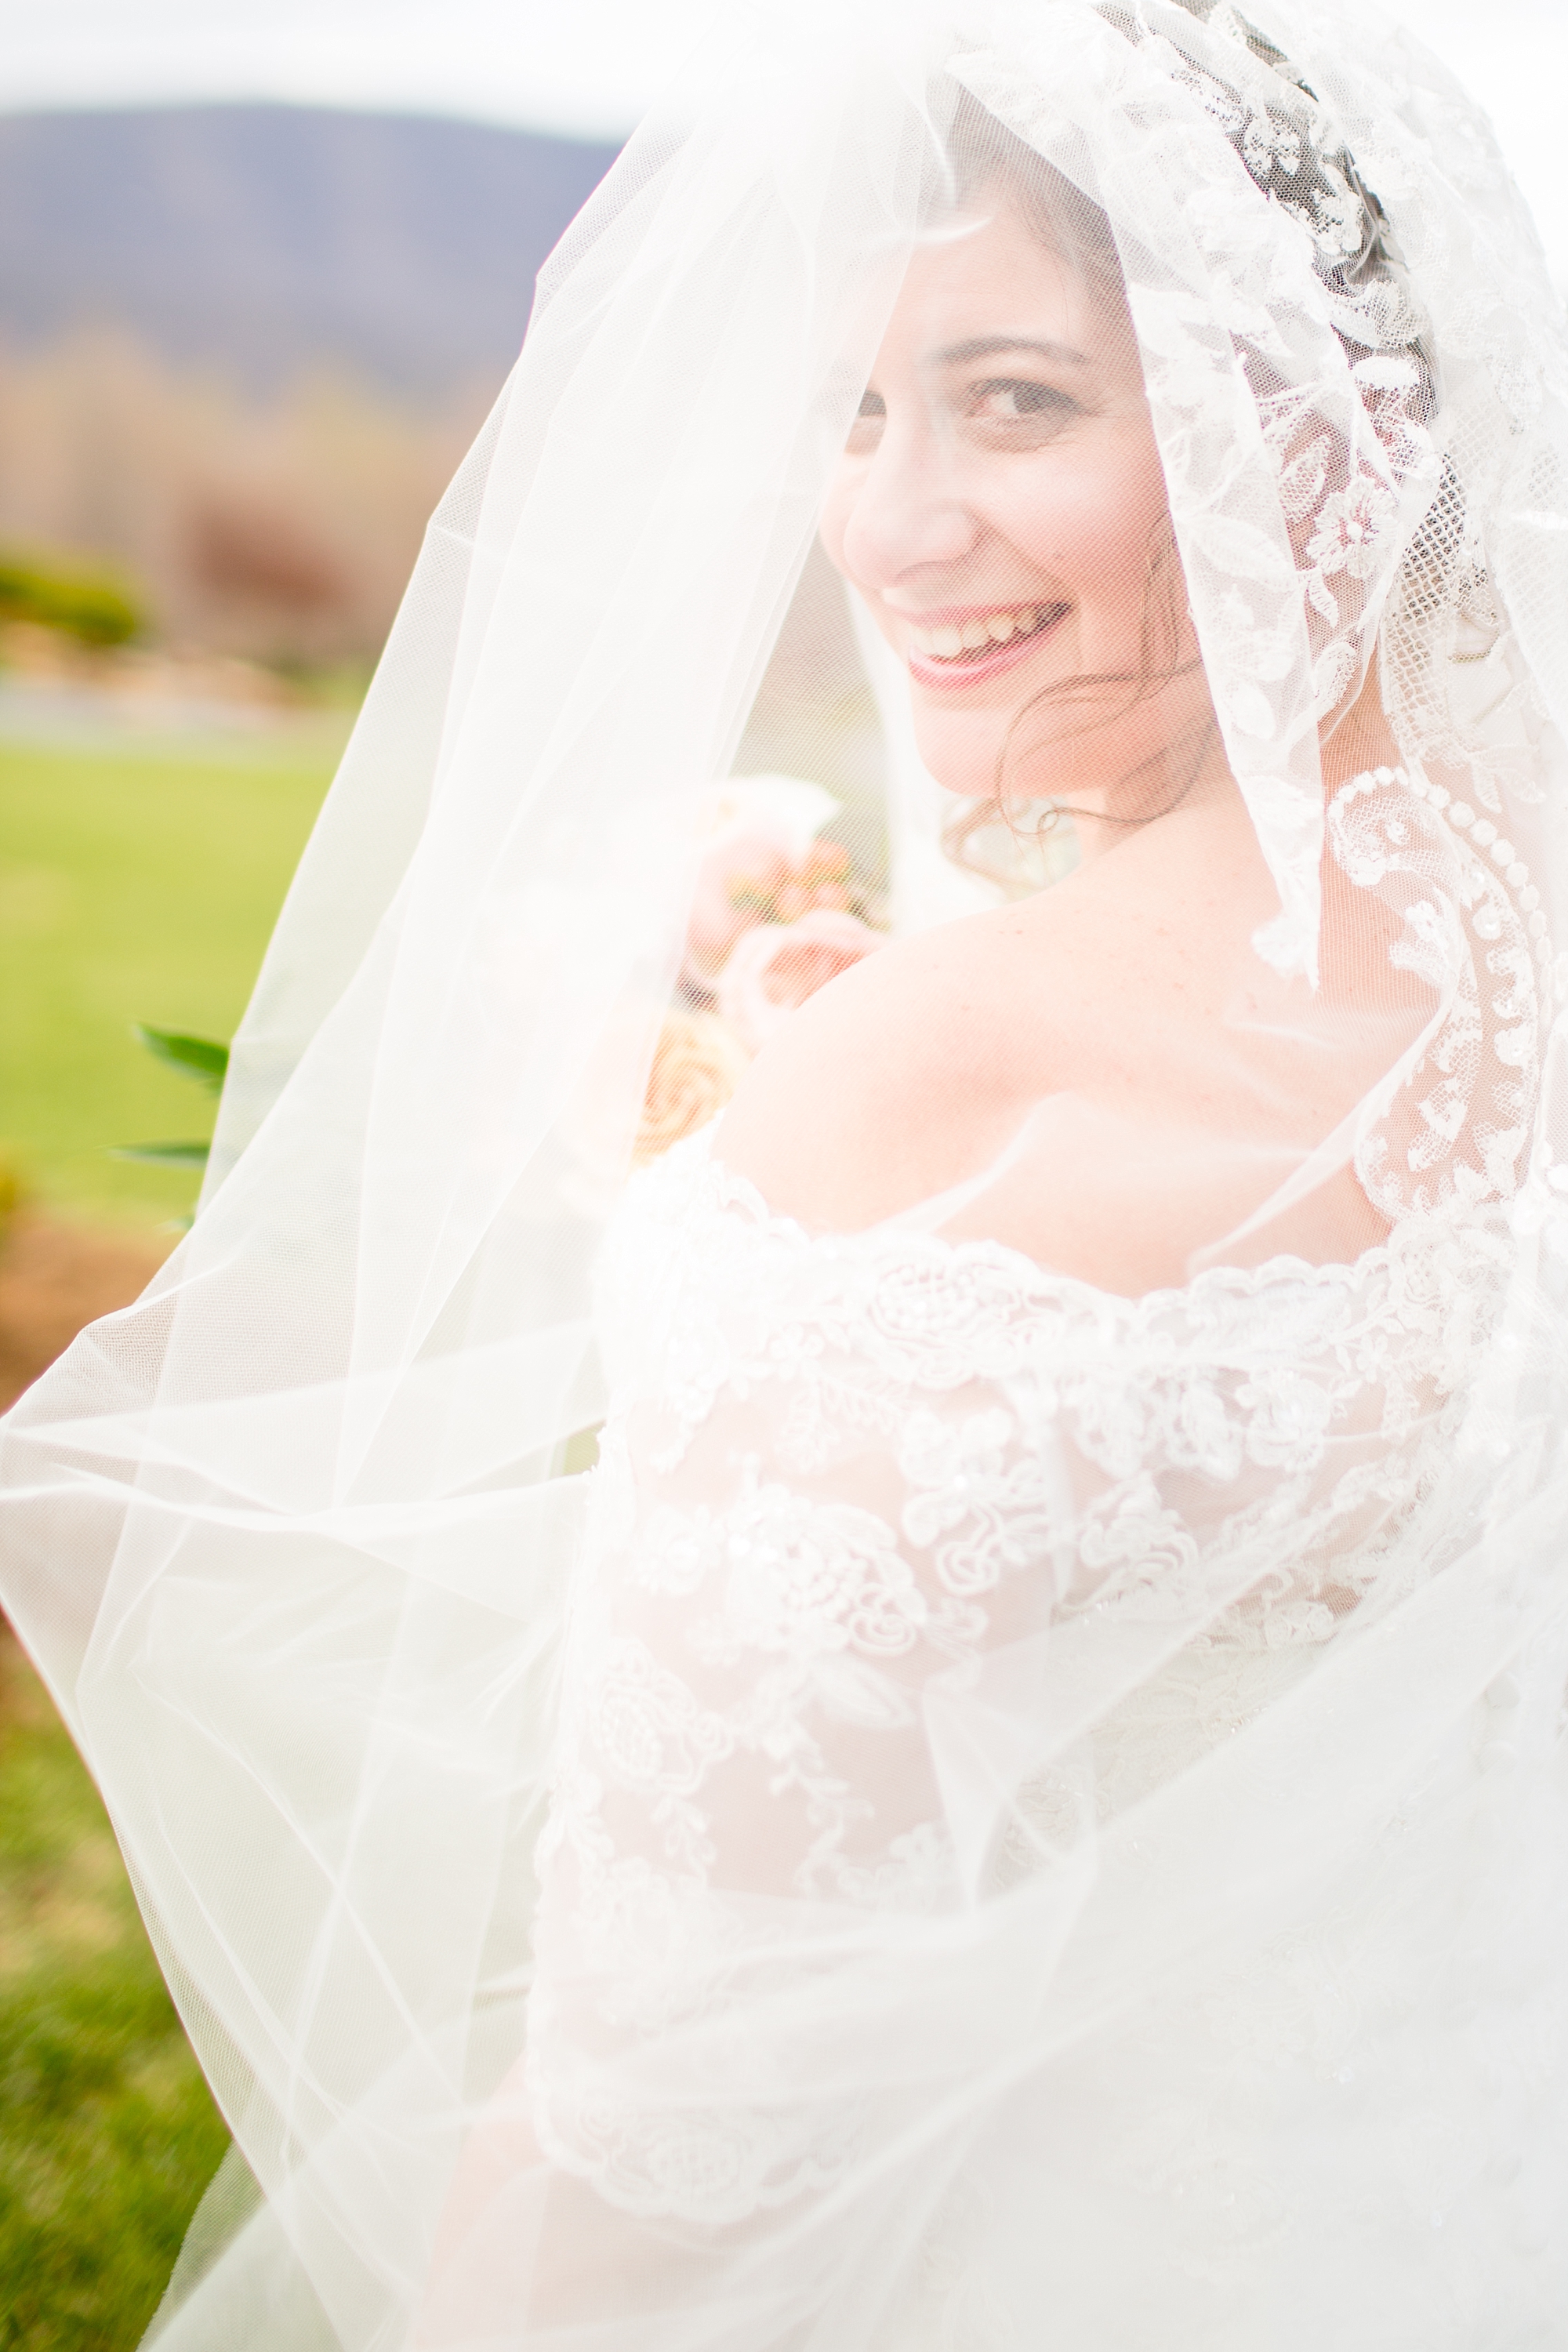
[903,600,1070,686]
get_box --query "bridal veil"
[5,0,1568,2342]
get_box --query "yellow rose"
[634,1011,751,1163]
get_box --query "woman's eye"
[844,390,886,456]
[968,379,1079,437]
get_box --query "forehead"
[879,198,1134,375]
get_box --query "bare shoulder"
[714,796,1270,1236]
[715,902,1056,1230]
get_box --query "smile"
[905,601,1069,684]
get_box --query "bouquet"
[634,775,885,1163]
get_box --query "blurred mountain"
[0,105,617,664]
[0,104,619,402]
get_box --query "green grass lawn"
[0,720,344,1225]
[2,717,340,2340]
[0,1628,231,2351]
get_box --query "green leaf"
[109,1142,212,1168]
[132,1025,229,1092]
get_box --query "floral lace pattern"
[528,1122,1517,2238]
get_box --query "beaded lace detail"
[1335,764,1551,1218]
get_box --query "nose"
[837,412,980,595]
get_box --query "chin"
[909,718,1010,802]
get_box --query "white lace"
[528,1099,1516,2231]
[1338,765,1552,1218]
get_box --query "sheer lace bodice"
[524,1127,1568,2342]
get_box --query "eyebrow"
[931,335,1092,368]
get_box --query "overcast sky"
[0,0,1562,258]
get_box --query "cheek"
[1004,442,1169,609]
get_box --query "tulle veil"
[6,0,1568,2341]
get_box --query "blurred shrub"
[186,490,349,616]
[0,550,141,648]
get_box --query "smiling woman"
[7,5,1568,2349]
[822,126,1193,814]
[728,101,1407,1287]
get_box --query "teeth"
[912,604,1055,660]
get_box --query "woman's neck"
[1069,710,1231,860]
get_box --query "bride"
[5,2,1568,2345]
[727,96,1406,1283]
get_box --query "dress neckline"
[630,1123,1432,1328]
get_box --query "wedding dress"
[525,1113,1568,2347]
[5,2,1568,2346]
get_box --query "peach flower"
[717,907,884,1053]
[684,774,842,982]
[634,1011,752,1163]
